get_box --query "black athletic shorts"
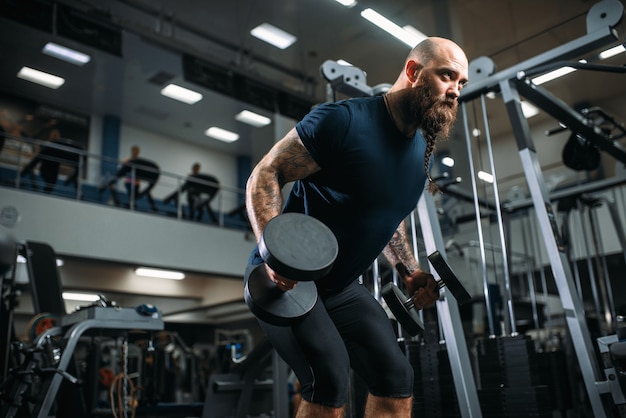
[246,251,414,408]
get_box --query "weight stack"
[476,335,552,418]
[405,340,460,418]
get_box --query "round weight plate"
[259,213,338,281]
[245,264,318,326]
[27,312,58,342]
[381,283,424,337]
[427,251,472,305]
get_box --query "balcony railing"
[0,134,250,231]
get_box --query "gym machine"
[458,0,626,416]
[201,337,289,418]
[0,237,165,418]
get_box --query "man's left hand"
[404,269,439,309]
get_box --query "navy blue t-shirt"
[285,96,428,292]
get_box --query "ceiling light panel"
[135,267,185,280]
[235,110,272,127]
[205,127,240,143]
[42,42,91,66]
[334,0,357,7]
[520,101,540,119]
[599,44,625,59]
[361,8,423,47]
[250,23,297,49]
[160,84,203,104]
[17,66,65,89]
[62,292,101,301]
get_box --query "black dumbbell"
[382,251,472,336]
[244,213,338,326]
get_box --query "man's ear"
[405,60,422,83]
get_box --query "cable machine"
[458,1,626,416]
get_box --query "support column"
[100,114,121,178]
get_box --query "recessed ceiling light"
[160,84,203,104]
[402,25,427,45]
[334,0,357,7]
[477,171,494,183]
[235,110,272,127]
[442,157,455,167]
[135,267,185,280]
[205,127,240,143]
[520,101,540,119]
[17,66,65,89]
[62,292,101,302]
[361,8,424,47]
[599,44,625,59]
[250,23,297,49]
[42,42,91,66]
[531,60,585,85]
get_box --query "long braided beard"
[411,79,458,194]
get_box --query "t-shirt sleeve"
[295,102,350,169]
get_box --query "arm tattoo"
[382,220,420,276]
[246,128,320,240]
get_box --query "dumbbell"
[244,213,338,326]
[382,251,472,336]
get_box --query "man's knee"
[371,355,414,397]
[300,360,351,407]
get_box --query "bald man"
[245,37,469,417]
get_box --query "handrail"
[0,133,250,231]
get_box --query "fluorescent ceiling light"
[235,110,272,127]
[599,44,625,59]
[250,23,297,49]
[402,25,428,45]
[334,0,357,7]
[441,157,455,167]
[160,84,203,104]
[17,66,65,89]
[361,8,423,47]
[531,60,585,85]
[521,101,540,118]
[62,292,101,302]
[205,127,240,143]
[477,171,494,183]
[135,267,185,280]
[42,42,91,66]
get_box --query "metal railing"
[0,133,250,231]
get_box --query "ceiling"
[0,0,624,161]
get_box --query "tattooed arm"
[382,220,439,309]
[382,220,420,273]
[246,127,320,238]
[245,128,320,290]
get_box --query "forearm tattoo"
[383,220,420,276]
[246,129,320,241]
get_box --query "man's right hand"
[265,264,298,292]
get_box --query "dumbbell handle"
[395,263,445,286]
[395,263,445,310]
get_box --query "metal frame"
[417,193,482,417]
[458,1,625,416]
